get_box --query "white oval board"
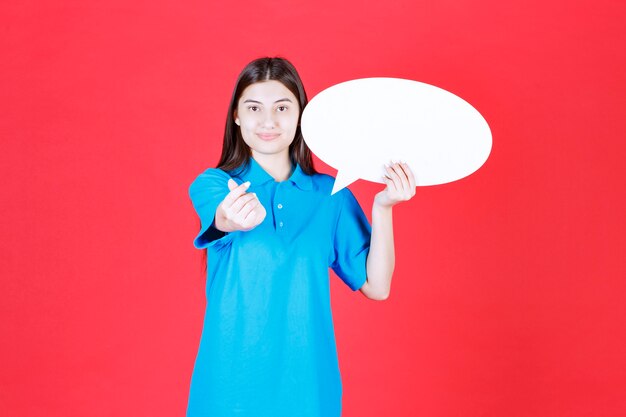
[300,77,492,194]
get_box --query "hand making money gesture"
[214,179,267,232]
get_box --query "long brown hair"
[216,56,317,175]
[199,57,317,272]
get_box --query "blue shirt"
[186,157,371,417]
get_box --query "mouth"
[257,133,280,141]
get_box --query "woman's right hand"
[214,179,266,232]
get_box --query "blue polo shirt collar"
[240,157,313,191]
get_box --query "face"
[234,80,300,160]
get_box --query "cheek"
[237,120,256,145]
[240,117,259,131]
[280,113,299,129]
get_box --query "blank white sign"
[301,77,492,194]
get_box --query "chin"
[251,143,291,155]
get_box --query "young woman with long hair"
[187,56,415,416]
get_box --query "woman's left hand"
[374,161,416,209]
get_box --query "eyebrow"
[243,98,293,104]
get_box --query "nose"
[262,112,276,129]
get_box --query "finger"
[242,203,265,230]
[227,178,238,191]
[256,202,267,219]
[222,181,251,207]
[230,192,257,213]
[239,210,255,229]
[401,162,416,191]
[390,161,410,192]
[243,204,264,226]
[236,197,259,222]
[381,172,397,192]
[385,162,402,191]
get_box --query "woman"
[187,56,415,416]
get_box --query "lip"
[257,133,280,141]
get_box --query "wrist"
[372,200,393,213]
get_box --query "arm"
[362,204,394,300]
[360,161,416,301]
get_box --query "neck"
[251,150,293,182]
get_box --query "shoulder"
[309,172,357,205]
[309,173,341,195]
[188,167,231,196]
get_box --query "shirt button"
[277,203,283,209]
[279,221,284,228]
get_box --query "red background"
[2,1,625,416]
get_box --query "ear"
[233,110,240,126]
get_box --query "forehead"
[239,80,298,104]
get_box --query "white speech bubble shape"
[300,78,492,195]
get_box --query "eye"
[277,106,288,112]
[247,105,259,112]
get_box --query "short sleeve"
[188,168,233,249]
[330,188,372,291]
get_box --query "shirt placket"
[273,183,286,233]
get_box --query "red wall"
[1,1,625,416]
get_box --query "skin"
[214,80,416,301]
